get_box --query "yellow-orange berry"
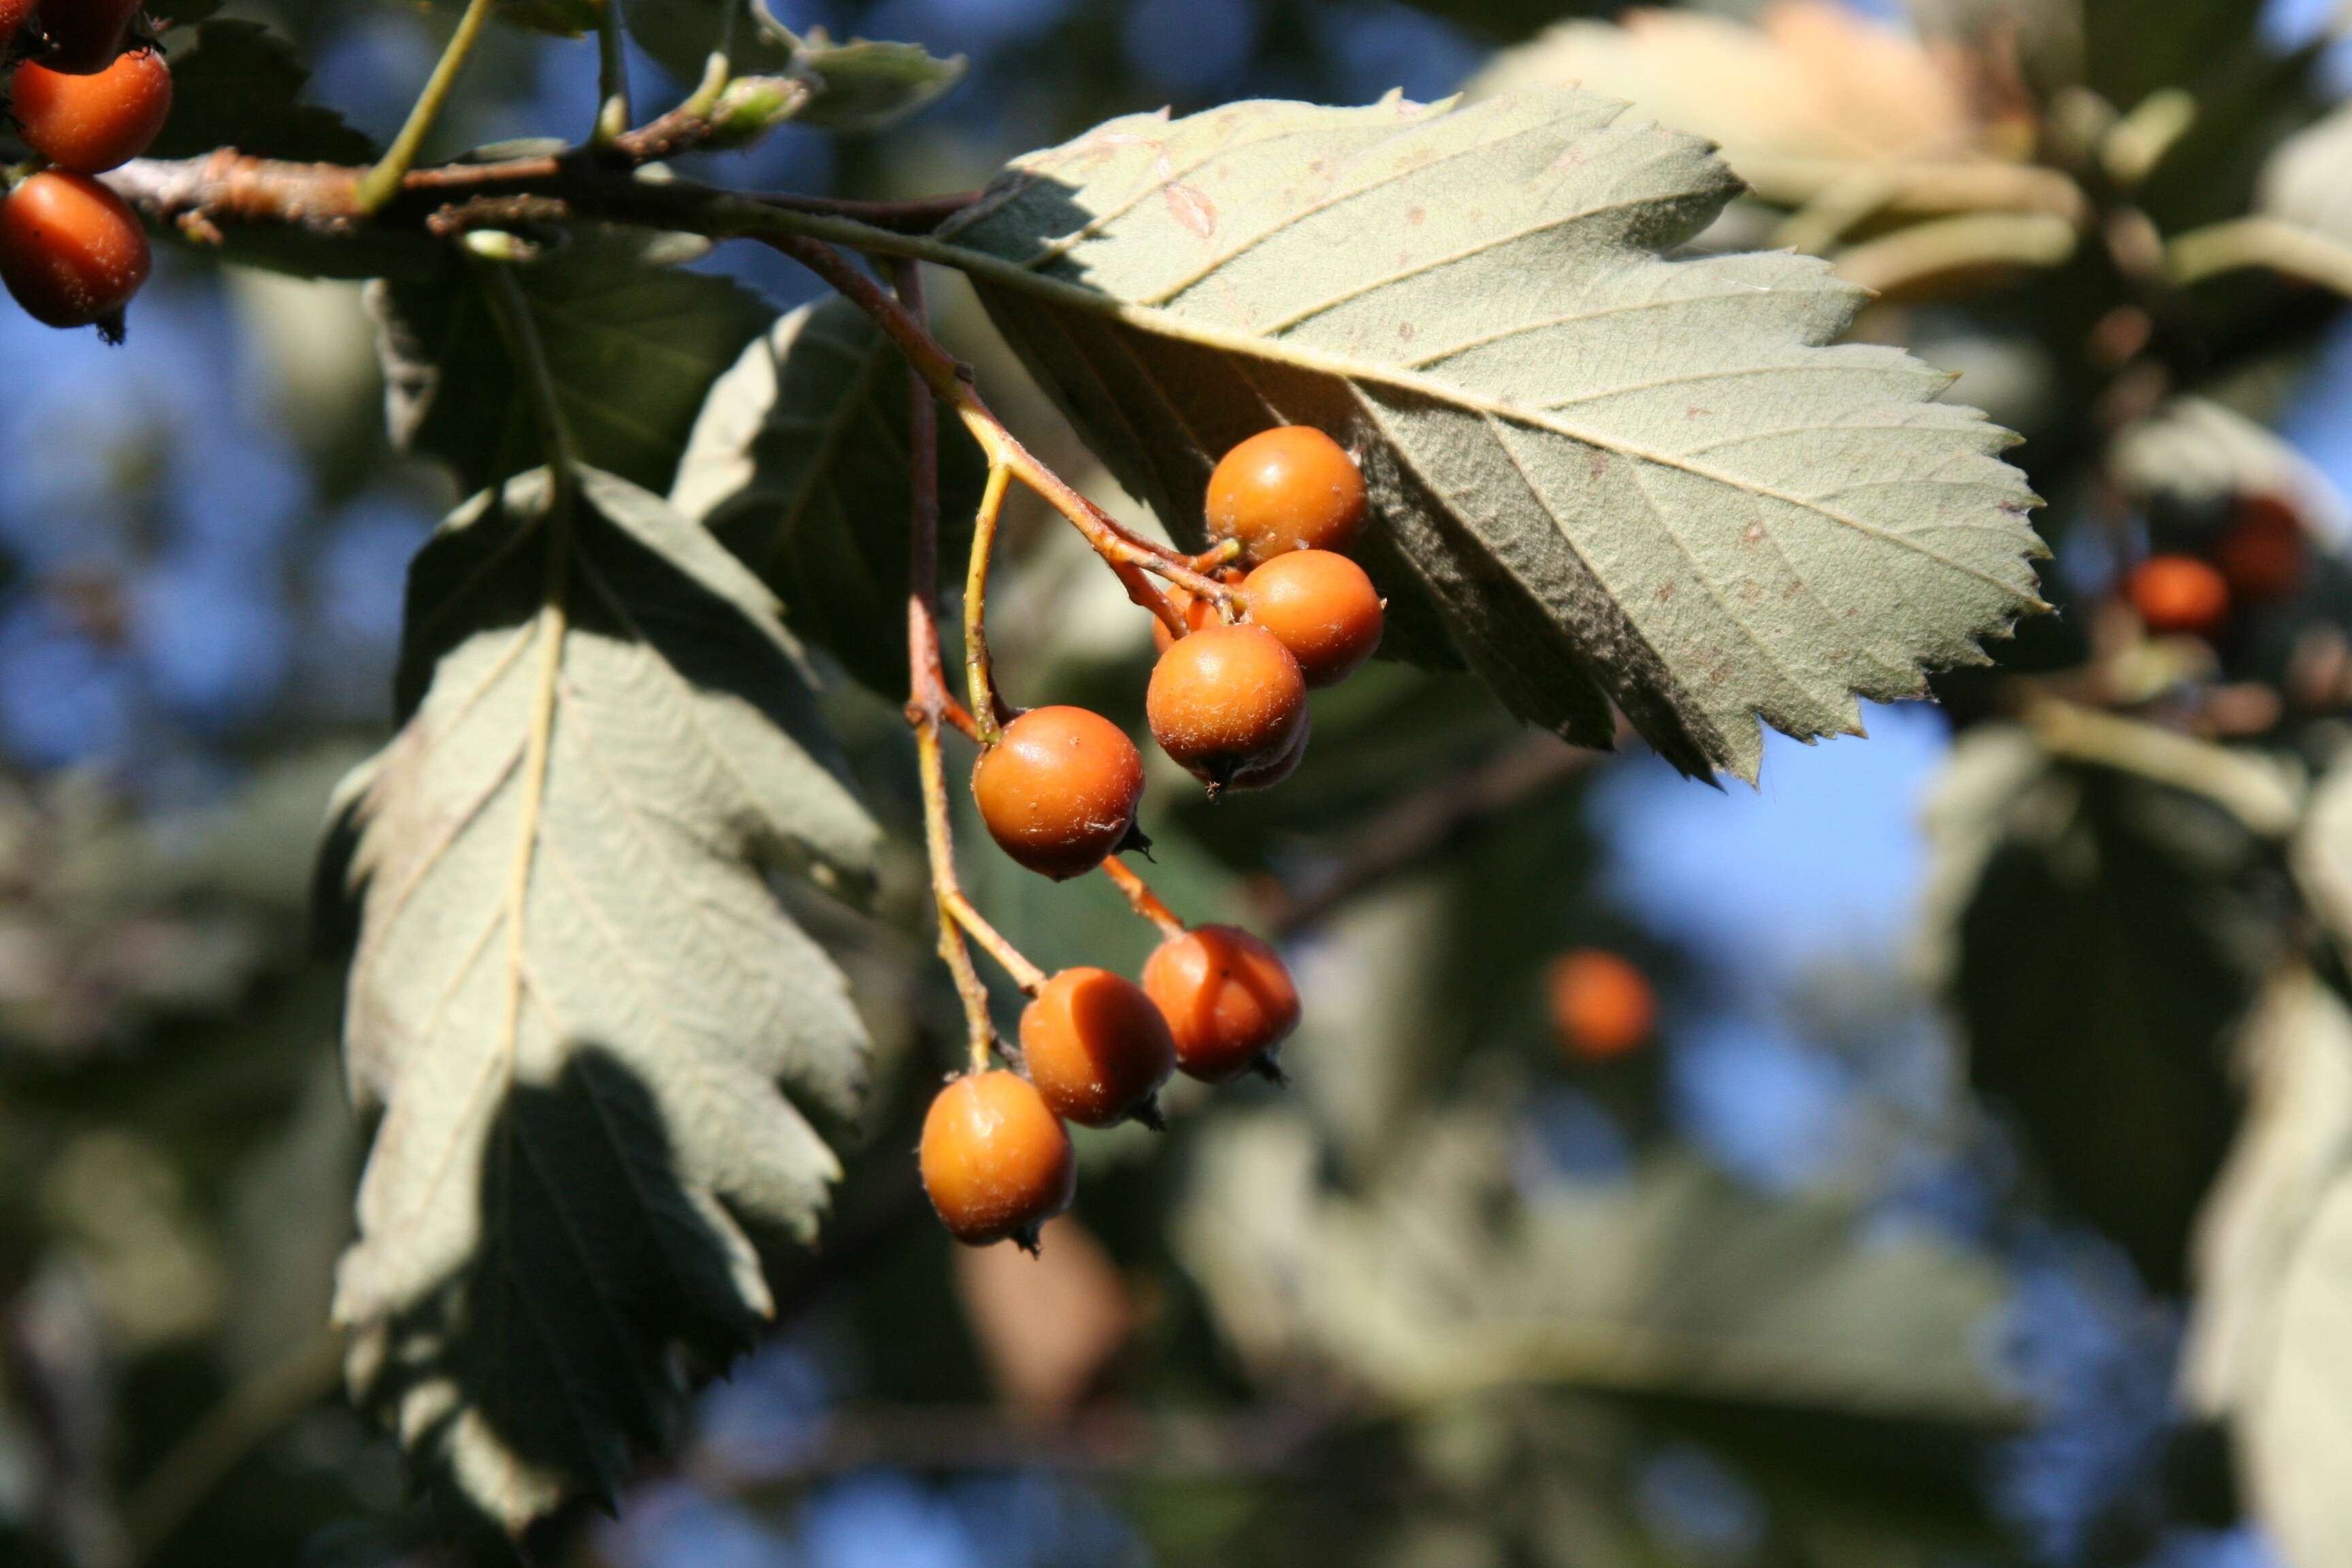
[1145,623,1307,790]
[1546,949,1655,1063]
[2128,554,2230,638]
[1206,426,1368,564]
[1148,584,1222,655]
[972,706,1145,880]
[919,1071,1075,1250]
[11,48,172,174]
[1143,925,1301,1083]
[0,171,150,334]
[1020,966,1177,1128]
[1241,549,1384,687]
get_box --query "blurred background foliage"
[7,0,2352,1564]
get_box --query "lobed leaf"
[930,91,2046,780]
[323,465,877,1530]
[369,233,770,497]
[671,295,983,696]
[146,20,376,164]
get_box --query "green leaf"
[1921,721,2296,1290]
[145,20,376,163]
[324,465,878,1530]
[1181,1109,2021,1422]
[623,0,794,91]
[369,235,771,497]
[787,31,964,133]
[671,295,982,697]
[2182,965,2352,1568]
[930,92,2046,781]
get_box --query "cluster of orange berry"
[921,427,1388,1252]
[1,0,168,338]
[2125,492,2306,642]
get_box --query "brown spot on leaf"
[1742,521,1765,544]
[1164,182,1217,239]
[1406,206,1426,227]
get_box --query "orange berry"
[1148,583,1222,655]
[1019,966,1177,1128]
[1145,623,1307,791]
[1546,949,1654,1063]
[2215,493,2305,605]
[1143,924,1301,1083]
[0,171,149,335]
[1206,426,1368,564]
[11,48,171,174]
[1240,549,1384,687]
[971,705,1145,880]
[919,1070,1075,1251]
[2128,553,2230,638]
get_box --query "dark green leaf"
[671,295,982,697]
[369,235,770,496]
[146,20,375,163]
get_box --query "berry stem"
[942,890,1049,996]
[963,461,1013,744]
[355,0,500,214]
[895,261,1000,1073]
[1102,857,1186,940]
[755,233,1239,635]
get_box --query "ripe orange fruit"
[1019,966,1177,1128]
[11,48,172,174]
[2215,493,2305,605]
[1206,426,1368,564]
[0,171,150,334]
[1225,709,1308,793]
[1145,623,1307,790]
[33,0,145,74]
[1143,924,1301,1083]
[1546,949,1654,1063]
[971,705,1145,880]
[919,1071,1076,1250]
[1240,549,1384,687]
[2127,553,2230,638]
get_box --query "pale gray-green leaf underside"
[325,465,877,1529]
[932,89,2047,779]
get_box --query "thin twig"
[754,232,1235,638]
[1258,734,1602,935]
[943,889,1048,994]
[355,0,500,213]
[125,1330,345,1560]
[1102,857,1186,940]
[963,463,1013,741]
[895,261,1001,1073]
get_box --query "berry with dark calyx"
[1546,949,1654,1064]
[32,0,145,73]
[1224,709,1307,793]
[972,705,1145,880]
[1240,549,1384,687]
[1207,425,1368,564]
[12,48,172,174]
[2128,553,2230,638]
[1145,623,1307,792]
[1144,925,1301,1083]
[919,1070,1075,1252]
[0,171,150,338]
[1019,966,1177,1128]
[2215,493,2306,605]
